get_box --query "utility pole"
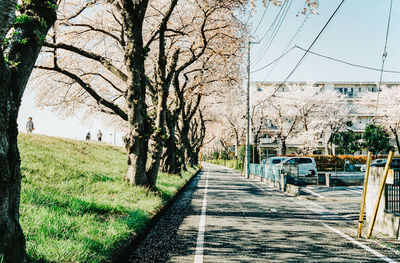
[246,41,259,178]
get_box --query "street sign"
[386,169,394,185]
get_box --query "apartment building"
[252,81,399,156]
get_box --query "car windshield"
[272,159,285,164]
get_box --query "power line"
[263,12,310,80]
[295,46,400,74]
[251,44,400,75]
[253,0,293,66]
[251,46,296,73]
[265,0,346,101]
[253,1,270,35]
[375,0,394,116]
[251,2,287,63]
[255,0,293,65]
[258,2,286,43]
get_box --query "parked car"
[263,157,288,166]
[277,157,318,176]
[360,159,386,172]
[372,158,400,168]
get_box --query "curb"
[110,168,202,263]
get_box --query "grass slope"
[18,134,198,263]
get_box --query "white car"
[277,157,318,176]
[263,157,288,166]
[360,159,386,172]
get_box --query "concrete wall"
[365,167,400,239]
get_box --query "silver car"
[360,159,386,172]
[277,157,318,176]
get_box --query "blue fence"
[249,163,281,182]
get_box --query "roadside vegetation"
[207,159,242,171]
[19,134,198,263]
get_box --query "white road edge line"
[323,224,398,263]
[347,228,400,256]
[194,167,209,263]
[347,188,363,194]
[301,187,325,198]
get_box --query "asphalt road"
[127,163,400,263]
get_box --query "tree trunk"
[0,0,16,40]
[280,138,287,155]
[180,124,190,171]
[188,147,200,166]
[180,142,187,171]
[121,1,151,186]
[162,113,180,174]
[146,88,168,187]
[0,55,26,263]
[123,68,150,186]
[391,128,400,155]
[145,0,178,186]
[124,127,148,186]
[0,1,56,261]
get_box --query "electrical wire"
[374,0,394,117]
[263,12,310,80]
[253,1,270,35]
[264,0,346,101]
[251,46,296,73]
[295,46,400,74]
[257,2,286,43]
[253,0,293,66]
[255,0,293,65]
[251,2,287,62]
[252,44,400,75]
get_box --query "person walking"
[97,130,102,142]
[26,117,34,133]
[86,131,91,141]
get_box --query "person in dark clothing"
[26,117,34,133]
[97,130,102,142]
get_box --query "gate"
[385,169,400,215]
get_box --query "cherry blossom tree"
[357,87,400,153]
[248,84,349,156]
[291,86,350,154]
[0,0,57,261]
[32,0,246,186]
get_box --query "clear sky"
[17,0,400,142]
[249,0,400,82]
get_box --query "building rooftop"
[252,81,400,85]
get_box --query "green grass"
[208,159,243,171]
[18,134,199,263]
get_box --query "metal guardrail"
[249,163,281,182]
[385,169,400,215]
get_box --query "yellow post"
[367,150,394,239]
[199,147,202,169]
[357,151,372,237]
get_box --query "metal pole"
[246,41,251,178]
[246,41,259,179]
